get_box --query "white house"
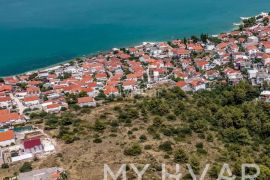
[15,91,28,100]
[42,138,55,154]
[262,53,270,65]
[45,104,62,113]
[262,43,270,53]
[224,68,243,84]
[247,36,259,44]
[64,66,78,74]
[78,97,96,107]
[0,112,24,127]
[176,81,191,92]
[0,96,12,108]
[122,80,137,91]
[190,80,206,92]
[23,96,40,108]
[247,69,258,79]
[260,91,270,102]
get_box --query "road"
[10,93,26,115]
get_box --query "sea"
[0,0,270,76]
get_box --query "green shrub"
[195,142,204,149]
[93,138,102,143]
[174,149,188,163]
[144,145,152,150]
[110,121,119,127]
[189,156,200,174]
[139,135,147,142]
[124,143,142,156]
[159,141,173,152]
[1,164,9,169]
[167,114,176,121]
[207,133,214,142]
[94,120,106,132]
[19,162,32,173]
[153,117,163,127]
[196,148,207,155]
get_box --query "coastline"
[0,14,254,78]
[0,51,104,78]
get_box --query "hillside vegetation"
[2,81,270,179]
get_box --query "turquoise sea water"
[0,0,270,76]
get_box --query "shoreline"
[0,13,258,78]
[0,51,107,78]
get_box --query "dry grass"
[0,88,223,180]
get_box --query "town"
[1,12,270,179]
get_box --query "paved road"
[10,93,26,115]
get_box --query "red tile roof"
[104,86,118,95]
[196,60,209,67]
[23,138,41,149]
[0,85,12,92]
[0,96,11,102]
[262,53,270,59]
[47,104,61,109]
[27,86,40,93]
[0,130,14,142]
[28,81,42,86]
[173,48,190,55]
[0,109,10,115]
[176,81,187,87]
[23,96,39,102]
[0,113,22,123]
[123,80,136,86]
[78,97,94,104]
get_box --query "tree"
[95,90,106,100]
[65,93,78,105]
[243,17,256,28]
[16,82,28,90]
[19,162,32,172]
[222,127,252,145]
[28,73,38,80]
[191,119,208,133]
[208,36,222,44]
[143,99,170,116]
[263,17,269,26]
[191,35,199,43]
[183,38,187,45]
[59,72,71,80]
[238,24,244,31]
[200,33,208,43]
